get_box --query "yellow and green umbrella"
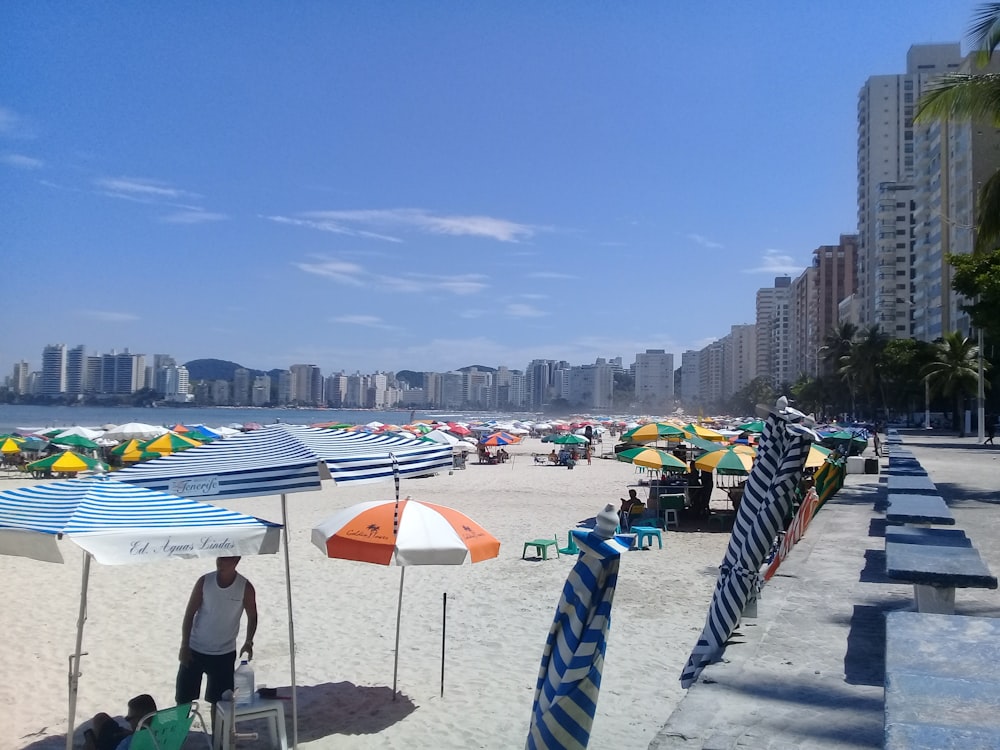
[140,432,202,454]
[620,422,686,443]
[682,423,727,442]
[736,419,766,433]
[27,451,108,473]
[0,436,25,454]
[804,443,833,469]
[694,447,754,475]
[616,447,688,473]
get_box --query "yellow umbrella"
[141,432,202,454]
[27,450,108,473]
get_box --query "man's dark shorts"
[176,649,236,704]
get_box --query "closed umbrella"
[680,402,816,688]
[526,504,627,749]
[312,495,499,696]
[0,474,281,750]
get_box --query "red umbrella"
[447,423,471,436]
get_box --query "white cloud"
[265,215,403,242]
[160,210,229,224]
[743,249,804,275]
[505,303,547,318]
[687,233,723,249]
[1,153,43,169]
[294,259,367,285]
[296,257,489,295]
[285,208,537,242]
[0,107,34,138]
[95,176,200,201]
[78,310,140,322]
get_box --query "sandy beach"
[1,437,739,750]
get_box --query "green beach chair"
[130,702,211,750]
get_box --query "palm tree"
[838,326,888,420]
[916,4,1000,251]
[822,322,857,415]
[921,332,990,436]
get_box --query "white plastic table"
[214,697,288,750]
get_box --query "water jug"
[234,660,255,706]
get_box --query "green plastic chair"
[557,530,580,555]
[130,702,211,750]
[522,535,559,560]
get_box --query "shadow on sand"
[21,682,416,750]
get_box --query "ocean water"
[0,404,434,434]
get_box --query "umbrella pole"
[280,493,299,750]
[392,567,405,700]
[67,551,91,750]
[441,592,447,697]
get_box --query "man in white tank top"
[175,556,257,712]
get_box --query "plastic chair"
[557,531,580,555]
[658,494,686,530]
[131,702,211,750]
[630,525,663,549]
[522,535,559,560]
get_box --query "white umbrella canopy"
[54,426,105,440]
[102,422,169,441]
[422,429,461,446]
[0,475,282,750]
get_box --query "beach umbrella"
[141,432,202,454]
[736,419,766,433]
[480,431,521,446]
[682,423,727,442]
[102,422,168,441]
[804,444,832,469]
[115,424,451,745]
[546,433,590,445]
[680,402,816,688]
[1,436,25,454]
[109,438,143,457]
[27,451,108,474]
[312,495,499,696]
[53,426,105,440]
[526,504,627,749]
[0,474,282,750]
[620,423,686,443]
[616,447,688,473]
[420,429,461,446]
[49,433,101,451]
[693,447,755,475]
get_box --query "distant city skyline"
[2,3,974,376]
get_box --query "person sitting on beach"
[548,449,558,464]
[498,448,509,463]
[83,694,157,750]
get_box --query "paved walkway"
[650,432,1000,749]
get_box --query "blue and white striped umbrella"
[527,522,628,749]
[114,423,450,750]
[0,474,281,750]
[680,402,816,688]
[115,424,452,498]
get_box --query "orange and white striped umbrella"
[311,498,500,566]
[312,498,500,697]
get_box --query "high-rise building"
[811,236,858,374]
[857,44,962,334]
[162,365,191,403]
[232,368,251,406]
[65,345,87,397]
[325,372,347,407]
[99,350,145,394]
[252,375,272,406]
[698,341,724,407]
[680,350,700,407]
[10,361,29,395]
[633,349,675,408]
[790,267,818,381]
[289,364,324,405]
[39,344,67,396]
[912,54,1000,340]
[755,277,791,385]
[723,325,756,397]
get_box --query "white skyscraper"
[633,349,675,409]
[857,43,961,335]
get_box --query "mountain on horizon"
[183,358,274,381]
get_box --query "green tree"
[921,332,990,436]
[727,376,775,416]
[950,250,1000,342]
[838,326,888,420]
[916,4,1000,252]
[879,338,939,421]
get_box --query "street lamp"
[977,325,986,443]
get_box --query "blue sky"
[1,1,976,376]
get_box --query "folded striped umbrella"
[762,486,821,581]
[681,401,816,688]
[527,506,628,749]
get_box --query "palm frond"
[976,171,1000,252]
[970,3,1000,62]
[915,73,1000,126]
